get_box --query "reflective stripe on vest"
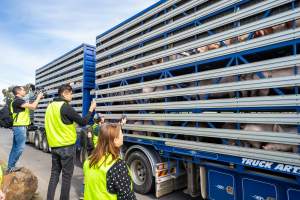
[45,101,76,148]
[10,101,30,126]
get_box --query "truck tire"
[42,135,49,153]
[34,132,40,149]
[26,130,30,144]
[127,151,153,194]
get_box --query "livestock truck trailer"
[29,0,300,199]
[27,43,96,152]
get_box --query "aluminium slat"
[35,106,83,113]
[38,95,83,104]
[123,124,300,145]
[96,55,300,92]
[70,100,83,104]
[38,99,83,107]
[39,98,54,103]
[97,28,300,83]
[97,0,182,43]
[96,95,300,111]
[74,107,82,112]
[36,54,84,80]
[34,118,44,122]
[97,0,282,61]
[35,108,46,112]
[34,122,44,127]
[36,47,84,75]
[37,57,83,81]
[34,113,45,117]
[96,0,291,59]
[44,76,83,90]
[96,75,300,103]
[46,83,83,95]
[97,5,299,67]
[37,59,84,82]
[96,0,207,53]
[97,0,206,45]
[102,113,300,125]
[36,46,83,74]
[38,69,83,87]
[97,0,242,53]
[72,93,83,98]
[37,105,48,109]
[124,134,300,166]
[96,17,300,76]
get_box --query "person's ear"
[113,138,118,146]
[114,137,121,147]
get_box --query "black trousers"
[47,145,75,200]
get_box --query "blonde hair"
[89,123,121,168]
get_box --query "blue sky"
[0,0,157,102]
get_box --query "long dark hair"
[89,123,121,168]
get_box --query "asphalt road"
[0,128,192,200]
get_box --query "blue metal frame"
[82,44,96,116]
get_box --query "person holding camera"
[7,86,43,173]
[91,113,105,147]
[45,84,96,200]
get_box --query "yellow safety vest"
[45,101,76,148]
[84,154,133,200]
[0,165,2,185]
[10,100,30,126]
[92,123,99,147]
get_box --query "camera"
[31,85,48,98]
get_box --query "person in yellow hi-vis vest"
[45,84,96,200]
[0,165,5,200]
[7,86,43,173]
[83,123,136,200]
[91,113,105,147]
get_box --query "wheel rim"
[130,160,146,185]
[43,139,47,151]
[34,136,39,147]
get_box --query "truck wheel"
[34,132,40,149]
[42,136,49,153]
[127,151,153,194]
[25,131,30,144]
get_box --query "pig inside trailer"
[88,0,300,199]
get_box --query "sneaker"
[5,167,22,174]
[79,195,84,200]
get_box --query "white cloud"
[0,0,158,103]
